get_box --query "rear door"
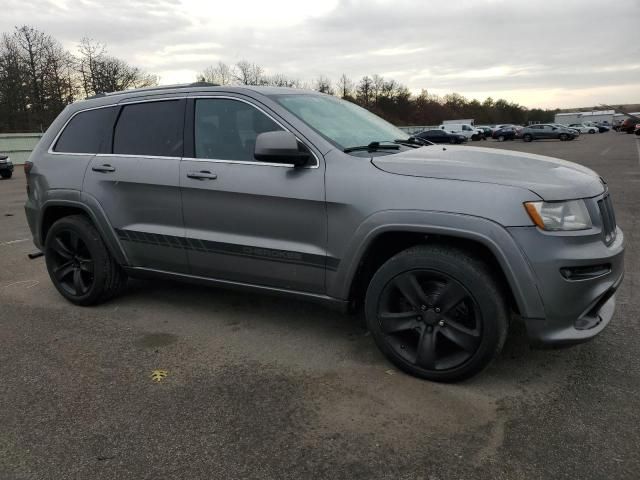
[180,95,327,293]
[83,98,188,272]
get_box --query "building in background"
[554,110,615,125]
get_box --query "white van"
[439,123,482,140]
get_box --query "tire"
[0,170,11,179]
[498,135,505,142]
[449,137,456,144]
[364,245,509,382]
[44,215,127,306]
[589,129,596,134]
[559,133,568,141]
[523,134,533,142]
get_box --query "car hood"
[372,146,604,201]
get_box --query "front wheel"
[365,245,509,382]
[589,129,596,134]
[559,133,568,141]
[44,215,127,305]
[498,135,505,142]
[0,170,11,179]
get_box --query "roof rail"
[86,82,221,100]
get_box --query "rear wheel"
[365,245,509,382]
[498,135,505,142]
[44,215,127,305]
[523,134,533,142]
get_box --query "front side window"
[54,107,118,154]
[271,94,407,150]
[194,98,283,161]
[113,100,184,157]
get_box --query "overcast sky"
[2,0,639,108]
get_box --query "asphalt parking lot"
[1,132,639,479]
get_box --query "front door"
[180,96,327,293]
[83,98,188,273]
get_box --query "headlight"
[524,200,592,231]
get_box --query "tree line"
[1,25,558,133]
[0,26,157,132]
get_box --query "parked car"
[492,126,517,141]
[551,124,580,137]
[475,126,493,138]
[24,84,624,382]
[522,124,577,142]
[438,123,483,141]
[0,154,13,179]
[415,129,467,144]
[568,123,598,134]
[620,118,639,134]
[585,122,610,133]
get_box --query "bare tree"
[356,76,374,107]
[234,60,264,85]
[263,73,301,87]
[77,37,157,97]
[336,73,353,99]
[314,75,334,95]
[198,61,234,85]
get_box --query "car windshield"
[271,93,409,150]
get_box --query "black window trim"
[48,97,187,158]
[185,95,319,169]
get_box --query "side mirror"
[254,131,310,167]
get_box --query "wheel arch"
[329,210,545,320]
[39,199,128,266]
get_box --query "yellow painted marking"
[151,369,168,382]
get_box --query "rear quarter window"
[53,107,118,154]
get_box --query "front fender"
[326,210,545,320]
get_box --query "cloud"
[1,0,639,108]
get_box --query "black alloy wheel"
[44,215,127,305]
[376,269,482,372]
[48,229,95,296]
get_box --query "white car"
[439,123,484,141]
[568,123,598,134]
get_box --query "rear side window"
[54,107,117,154]
[113,100,184,157]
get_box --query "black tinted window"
[113,100,183,157]
[54,107,117,153]
[195,99,283,161]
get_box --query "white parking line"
[600,146,611,156]
[0,238,29,246]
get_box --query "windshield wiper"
[343,141,401,153]
[394,137,431,147]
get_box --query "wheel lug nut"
[420,305,427,311]
[435,307,441,313]
[438,320,445,327]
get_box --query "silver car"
[24,84,624,382]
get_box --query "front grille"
[597,194,617,245]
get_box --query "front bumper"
[508,224,624,347]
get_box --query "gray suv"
[24,84,624,382]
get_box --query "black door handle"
[92,164,116,173]
[187,170,218,180]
